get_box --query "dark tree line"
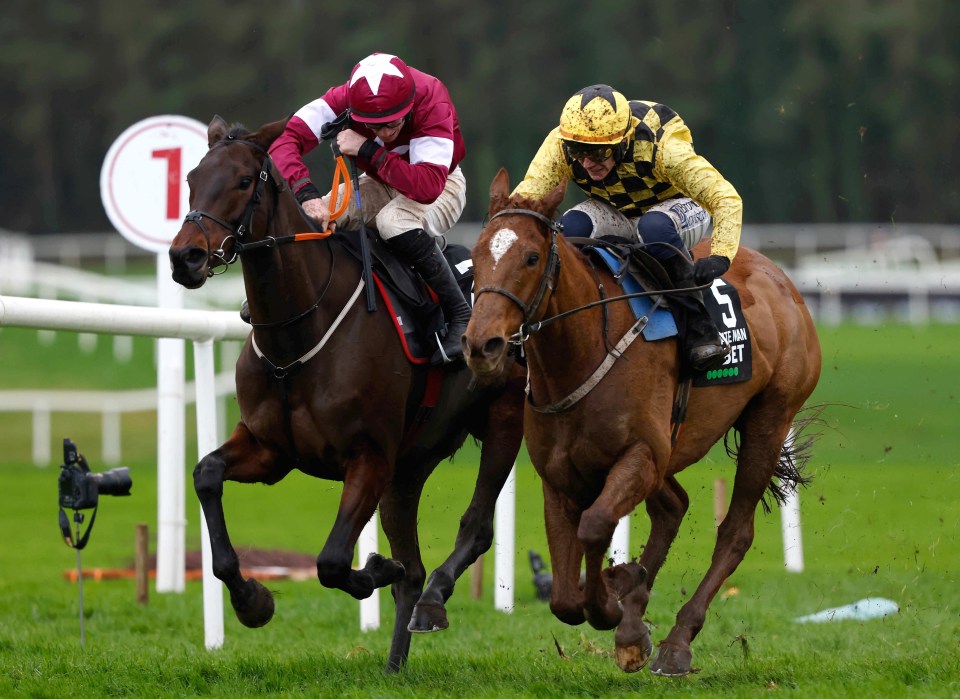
[2,0,958,234]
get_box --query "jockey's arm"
[655,130,743,262]
[511,128,570,201]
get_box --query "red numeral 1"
[151,147,182,219]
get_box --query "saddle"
[335,228,473,365]
[573,237,753,388]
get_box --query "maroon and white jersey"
[270,67,466,205]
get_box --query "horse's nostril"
[171,246,208,270]
[185,247,208,266]
[482,337,506,360]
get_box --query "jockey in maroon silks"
[270,53,470,365]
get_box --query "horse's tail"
[724,403,827,513]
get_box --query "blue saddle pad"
[592,248,677,341]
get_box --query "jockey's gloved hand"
[693,255,731,285]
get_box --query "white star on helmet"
[350,54,404,95]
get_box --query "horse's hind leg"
[194,422,290,628]
[410,390,524,633]
[613,476,689,672]
[651,413,792,677]
[378,477,429,673]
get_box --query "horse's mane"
[225,124,253,141]
[516,193,559,218]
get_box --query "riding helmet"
[348,53,417,124]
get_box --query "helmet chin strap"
[614,137,631,164]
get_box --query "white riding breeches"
[568,197,713,251]
[320,166,467,240]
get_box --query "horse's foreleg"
[651,417,788,677]
[578,442,660,634]
[316,450,403,599]
[379,478,429,672]
[194,423,287,628]
[610,477,688,672]
[411,394,524,633]
[542,482,587,626]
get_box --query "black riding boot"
[660,254,730,372]
[387,229,471,365]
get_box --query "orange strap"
[297,155,352,240]
[327,155,351,223]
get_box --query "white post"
[610,516,630,565]
[194,338,224,649]
[358,512,380,631]
[101,403,121,465]
[113,334,134,363]
[781,429,804,573]
[32,402,51,466]
[155,258,187,593]
[494,463,516,613]
[781,488,804,572]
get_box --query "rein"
[181,135,360,463]
[182,137,354,331]
[475,207,703,414]
[182,138,350,275]
[474,208,563,335]
[475,208,709,345]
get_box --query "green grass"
[0,322,959,696]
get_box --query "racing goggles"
[563,141,618,163]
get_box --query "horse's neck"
[526,245,618,402]
[242,196,360,364]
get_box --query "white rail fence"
[0,372,238,467]
[0,294,249,648]
[0,294,519,648]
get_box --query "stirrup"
[430,326,466,366]
[690,338,730,372]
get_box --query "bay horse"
[168,117,525,672]
[463,168,822,676]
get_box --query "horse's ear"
[488,167,511,216]
[540,177,568,218]
[251,117,291,151]
[208,115,228,148]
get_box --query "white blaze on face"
[488,229,518,270]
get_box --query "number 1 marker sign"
[100,115,208,254]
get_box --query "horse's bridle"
[181,136,283,274]
[474,208,564,341]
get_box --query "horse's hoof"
[232,579,275,628]
[365,553,406,587]
[649,641,693,677]
[615,632,653,673]
[408,602,449,633]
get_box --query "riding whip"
[322,112,376,312]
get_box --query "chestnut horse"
[463,169,822,676]
[168,118,524,672]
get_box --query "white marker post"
[99,115,209,594]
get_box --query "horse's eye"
[525,252,540,267]
[239,177,253,189]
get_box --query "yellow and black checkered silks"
[513,98,743,261]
